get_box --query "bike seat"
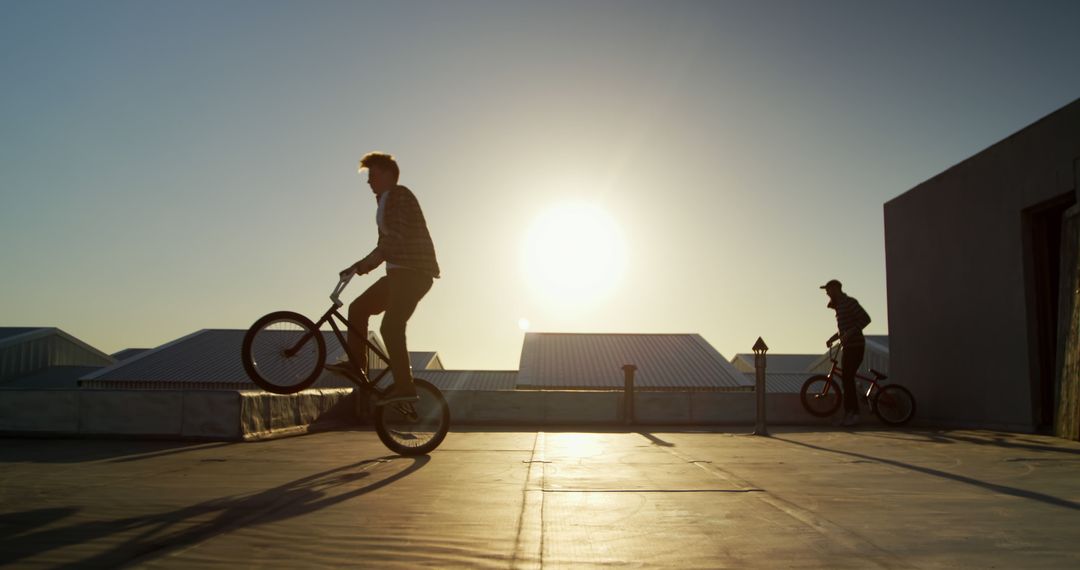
[870,368,887,380]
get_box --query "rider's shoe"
[375,384,420,406]
[324,360,357,377]
[840,412,861,427]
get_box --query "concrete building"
[0,327,114,388]
[884,97,1080,435]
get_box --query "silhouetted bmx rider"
[822,279,871,427]
[325,152,440,406]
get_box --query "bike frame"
[821,344,884,401]
[284,273,393,394]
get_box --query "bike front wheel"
[374,378,451,456]
[242,311,326,394]
[872,384,916,426]
[800,375,843,417]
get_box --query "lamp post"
[753,337,769,436]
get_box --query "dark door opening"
[1024,192,1077,432]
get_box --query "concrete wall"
[360,390,626,425]
[884,98,1080,431]
[0,388,354,440]
[435,390,829,426]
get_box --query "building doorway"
[1024,192,1077,432]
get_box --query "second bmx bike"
[240,274,450,455]
[799,344,916,426]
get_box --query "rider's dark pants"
[347,268,433,388]
[840,343,865,414]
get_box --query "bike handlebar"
[330,272,355,307]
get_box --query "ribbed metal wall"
[0,329,114,384]
[740,372,815,394]
[375,370,517,391]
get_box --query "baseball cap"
[820,279,842,290]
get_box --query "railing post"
[753,337,769,436]
[623,364,637,425]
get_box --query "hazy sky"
[2,0,1079,369]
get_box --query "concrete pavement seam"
[642,433,914,570]
[511,431,545,570]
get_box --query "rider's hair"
[358,152,400,180]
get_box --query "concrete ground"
[1,428,1079,569]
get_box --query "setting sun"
[521,202,628,306]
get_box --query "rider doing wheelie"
[325,152,440,406]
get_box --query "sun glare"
[521,202,628,306]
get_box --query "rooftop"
[2,428,1077,567]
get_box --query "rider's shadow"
[0,454,430,568]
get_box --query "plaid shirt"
[364,185,440,278]
[832,294,871,347]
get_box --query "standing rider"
[822,279,871,426]
[325,152,440,405]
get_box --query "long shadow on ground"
[0,454,429,568]
[771,436,1080,512]
[0,438,238,464]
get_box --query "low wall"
[423,390,833,426]
[0,388,355,441]
[0,388,840,441]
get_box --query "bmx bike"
[799,343,916,426]
[240,273,450,455]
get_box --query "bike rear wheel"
[374,378,450,455]
[242,311,326,394]
[872,384,916,426]
[800,375,843,417]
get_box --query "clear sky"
[2,0,1079,369]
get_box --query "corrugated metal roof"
[0,328,41,343]
[866,335,889,351]
[516,333,752,391]
[80,329,385,390]
[112,348,150,361]
[741,372,816,394]
[731,354,820,373]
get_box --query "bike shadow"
[0,454,430,568]
[850,429,1080,455]
[0,438,238,464]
